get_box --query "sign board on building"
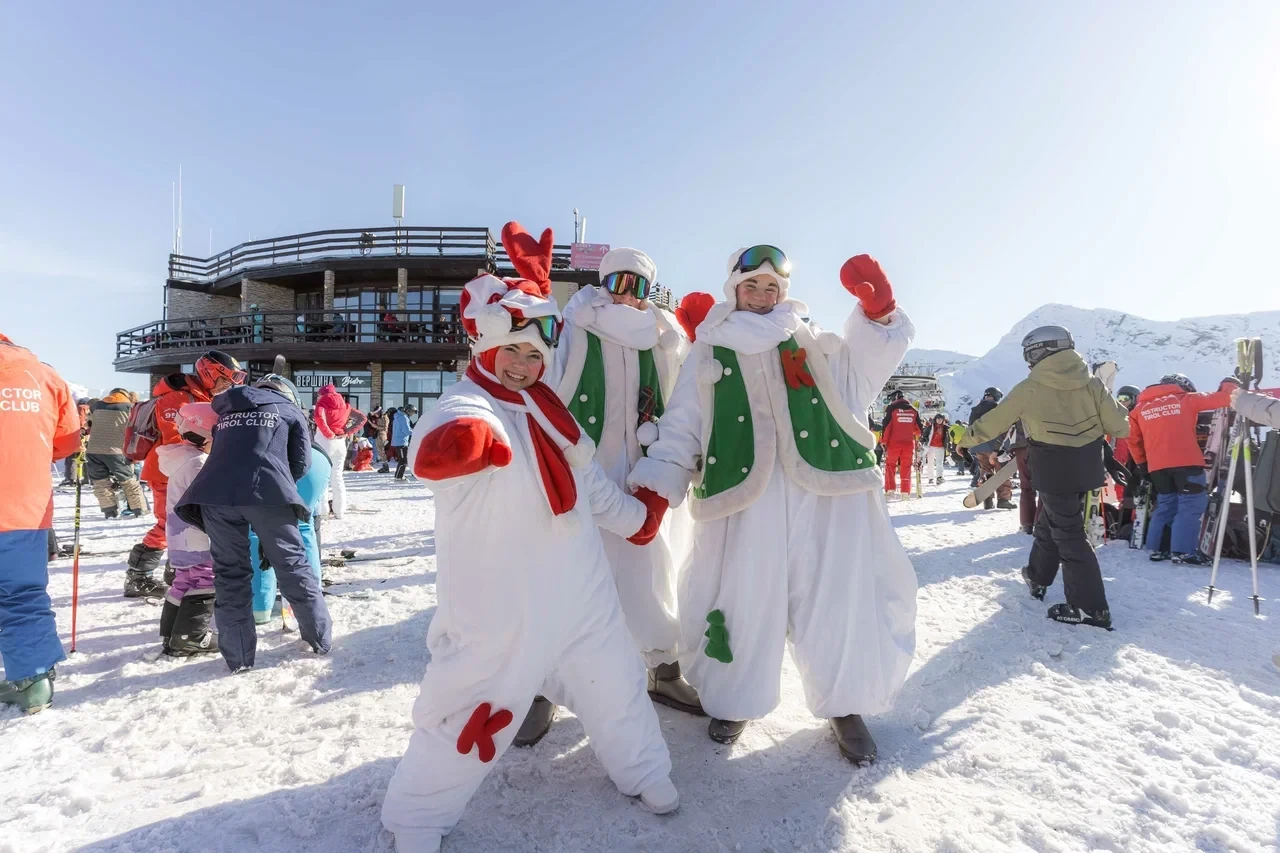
[570,243,611,271]
[293,372,372,391]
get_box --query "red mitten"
[839,254,897,320]
[628,487,669,546]
[674,292,717,342]
[413,417,512,479]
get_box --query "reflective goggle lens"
[511,314,562,347]
[735,245,791,278]
[601,271,652,300]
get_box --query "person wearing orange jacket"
[1127,374,1233,564]
[125,350,245,598]
[880,391,921,498]
[0,332,81,714]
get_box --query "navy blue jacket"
[176,386,312,529]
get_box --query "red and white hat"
[459,222,563,362]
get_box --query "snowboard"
[1198,407,1236,557]
[963,457,1018,508]
[1129,484,1151,549]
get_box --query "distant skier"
[0,332,81,714]
[389,407,412,479]
[966,388,1015,509]
[881,390,922,499]
[1127,375,1233,564]
[313,384,353,519]
[921,412,950,485]
[960,325,1130,629]
[85,389,146,519]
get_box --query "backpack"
[122,397,163,462]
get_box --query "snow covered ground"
[3,472,1279,853]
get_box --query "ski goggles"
[601,270,653,300]
[733,245,792,279]
[510,314,563,348]
[1116,392,1136,406]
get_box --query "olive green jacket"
[960,350,1130,449]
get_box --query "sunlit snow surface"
[3,472,1278,853]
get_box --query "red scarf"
[467,354,582,515]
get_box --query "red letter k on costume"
[456,703,514,763]
[781,348,816,390]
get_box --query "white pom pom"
[699,359,724,385]
[658,329,678,350]
[564,436,595,468]
[817,331,843,355]
[637,420,659,447]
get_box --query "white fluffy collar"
[563,285,675,351]
[697,300,809,354]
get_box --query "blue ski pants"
[203,506,332,672]
[0,530,66,681]
[1147,467,1208,555]
[250,515,322,623]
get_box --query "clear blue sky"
[2,1,1277,393]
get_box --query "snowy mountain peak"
[936,304,1280,417]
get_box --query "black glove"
[1106,455,1129,488]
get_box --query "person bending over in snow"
[510,246,698,746]
[156,402,220,656]
[176,374,332,671]
[381,223,677,853]
[960,325,1130,629]
[627,246,918,764]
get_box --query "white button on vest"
[741,467,748,473]
[799,430,809,439]
[737,415,745,422]
[831,439,839,448]
[579,394,588,402]
[811,397,818,404]
[588,416,597,424]
[708,456,717,464]
[723,367,733,376]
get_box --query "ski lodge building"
[113,227,662,411]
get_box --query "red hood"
[152,373,209,402]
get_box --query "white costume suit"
[547,285,689,665]
[381,380,672,846]
[629,299,919,722]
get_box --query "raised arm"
[408,392,512,484]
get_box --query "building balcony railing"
[168,226,574,282]
[116,309,467,362]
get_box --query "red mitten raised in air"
[413,417,512,480]
[674,292,716,342]
[839,254,897,320]
[628,487,669,546]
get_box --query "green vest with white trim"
[689,331,880,522]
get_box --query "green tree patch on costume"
[568,332,607,444]
[704,610,732,663]
[778,338,876,472]
[692,347,753,500]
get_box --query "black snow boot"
[167,592,218,657]
[1172,552,1210,566]
[125,544,168,598]
[1021,566,1047,601]
[394,461,407,480]
[158,597,179,654]
[1020,524,1034,535]
[1047,603,1112,630]
[513,696,556,747]
[1148,550,1171,562]
[830,714,877,765]
[708,718,748,744]
[983,496,995,510]
[102,506,119,520]
[377,464,390,474]
[996,499,1017,510]
[647,662,705,716]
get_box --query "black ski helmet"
[1158,373,1196,393]
[983,387,1003,402]
[1021,325,1075,367]
[254,373,301,407]
[1116,384,1141,411]
[888,390,906,402]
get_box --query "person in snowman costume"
[627,246,918,763]
[381,223,677,853]
[509,247,698,745]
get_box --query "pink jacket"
[313,384,351,438]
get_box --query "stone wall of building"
[166,287,240,321]
[323,270,335,310]
[241,279,296,316]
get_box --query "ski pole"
[70,437,87,653]
[1206,424,1242,604]
[1241,422,1262,614]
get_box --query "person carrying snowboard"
[381,223,677,853]
[627,246,918,763]
[960,325,1130,629]
[880,390,922,499]
[966,387,1016,509]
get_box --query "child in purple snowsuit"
[157,403,219,656]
